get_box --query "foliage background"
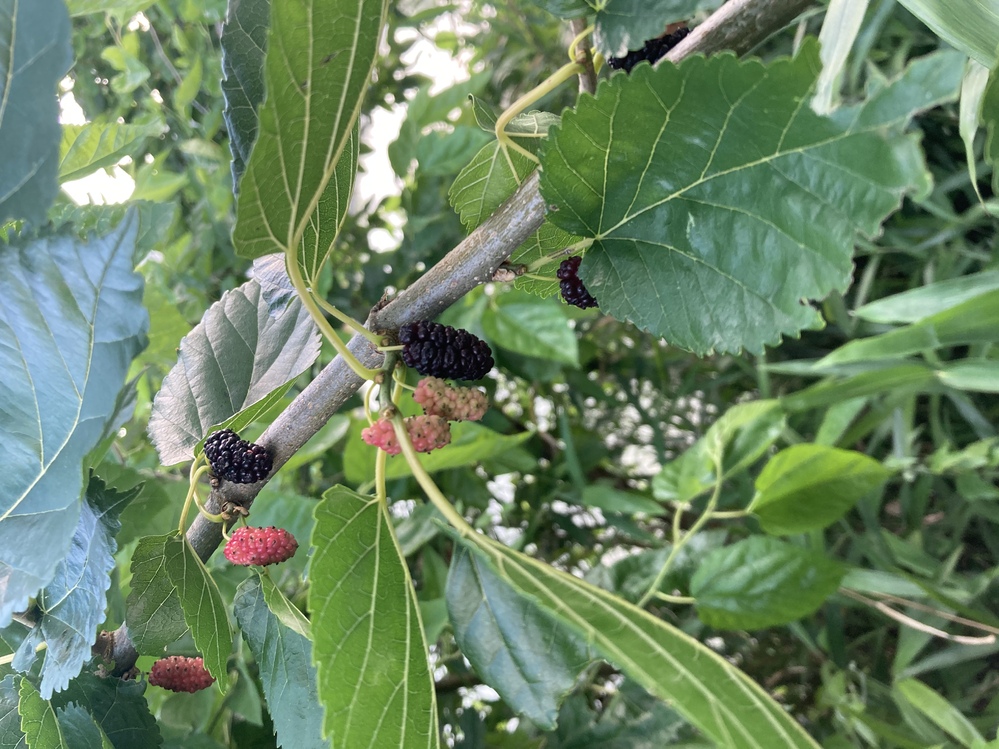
[1,0,998,747]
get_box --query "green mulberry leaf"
[0,0,71,224]
[12,478,138,699]
[147,279,319,466]
[0,216,147,628]
[309,487,438,747]
[539,42,953,354]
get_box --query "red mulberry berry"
[414,377,488,422]
[557,256,598,309]
[148,656,214,693]
[362,415,452,455]
[223,526,298,566]
[399,321,493,381]
[203,429,273,484]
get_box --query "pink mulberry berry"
[223,526,298,566]
[414,377,488,422]
[362,415,452,455]
[148,656,215,693]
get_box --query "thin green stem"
[193,485,225,524]
[313,295,382,344]
[178,463,210,533]
[567,24,594,62]
[286,247,379,381]
[654,593,696,604]
[710,510,748,519]
[391,413,476,538]
[0,641,45,667]
[495,60,583,161]
[522,272,557,283]
[525,237,594,271]
[639,453,725,608]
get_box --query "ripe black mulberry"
[557,256,598,309]
[399,321,494,381]
[608,27,690,73]
[203,429,273,484]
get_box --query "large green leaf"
[163,534,232,687]
[232,0,388,259]
[896,0,999,68]
[749,445,890,535]
[147,279,319,465]
[125,535,188,657]
[50,668,162,749]
[308,487,438,748]
[446,547,595,730]
[12,477,137,699]
[221,0,269,188]
[690,536,846,630]
[59,120,166,182]
[453,532,820,749]
[17,679,66,749]
[0,0,71,224]
[233,576,327,749]
[0,216,147,628]
[539,43,960,354]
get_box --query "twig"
[569,19,597,95]
[103,0,819,677]
[841,589,998,645]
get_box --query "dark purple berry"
[203,429,272,484]
[557,256,598,309]
[399,321,494,381]
[608,27,690,73]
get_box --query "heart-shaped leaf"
[539,43,959,354]
[125,534,188,656]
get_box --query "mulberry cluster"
[362,415,452,455]
[607,27,690,73]
[414,377,488,422]
[148,656,215,693]
[203,429,272,484]
[223,526,298,566]
[557,256,598,309]
[399,321,494,381]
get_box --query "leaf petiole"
[178,462,210,533]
